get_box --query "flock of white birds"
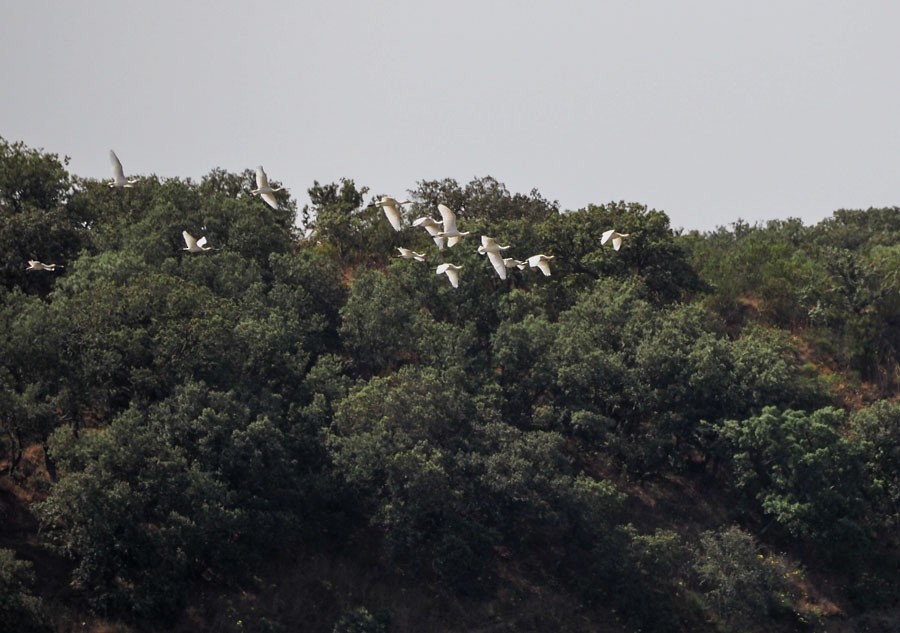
[25,150,632,286]
[26,150,283,271]
[380,195,630,288]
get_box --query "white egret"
[601,229,630,251]
[436,204,470,247]
[436,263,463,288]
[375,196,411,232]
[251,166,285,210]
[182,230,213,253]
[527,254,555,276]
[25,260,62,271]
[477,235,511,280]
[412,215,446,249]
[396,247,426,262]
[108,150,138,188]
[503,258,527,270]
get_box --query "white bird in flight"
[527,254,555,276]
[108,150,138,188]
[436,263,463,288]
[25,260,62,271]
[477,235,511,280]
[182,231,213,253]
[412,215,446,249]
[601,229,630,251]
[396,247,426,262]
[503,257,527,270]
[375,196,411,232]
[436,204,470,247]
[251,166,285,210]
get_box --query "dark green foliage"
[550,278,824,474]
[0,549,50,633]
[490,312,557,426]
[691,527,789,630]
[541,201,704,305]
[0,289,65,474]
[2,139,899,632]
[809,246,894,381]
[629,527,690,585]
[467,420,623,545]
[720,407,872,562]
[0,137,71,212]
[810,207,900,251]
[687,211,900,391]
[850,401,900,530]
[269,249,345,352]
[728,325,824,410]
[684,218,819,328]
[339,268,430,375]
[305,179,384,262]
[326,366,475,547]
[414,175,558,226]
[36,383,315,622]
[332,607,388,633]
[0,138,90,293]
[326,364,625,597]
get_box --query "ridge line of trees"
[1,137,897,633]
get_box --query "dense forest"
[1,137,898,633]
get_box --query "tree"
[0,137,71,212]
[413,176,557,225]
[304,179,383,262]
[0,289,65,475]
[338,266,432,376]
[810,206,900,252]
[541,201,704,305]
[490,312,558,427]
[684,218,819,328]
[37,381,316,623]
[325,365,472,539]
[720,407,871,563]
[0,138,89,293]
[37,413,206,621]
[0,549,49,633]
[850,401,900,531]
[332,606,388,633]
[692,527,789,630]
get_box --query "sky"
[2,1,898,232]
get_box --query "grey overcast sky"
[2,1,898,232]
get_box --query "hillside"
[1,137,898,633]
